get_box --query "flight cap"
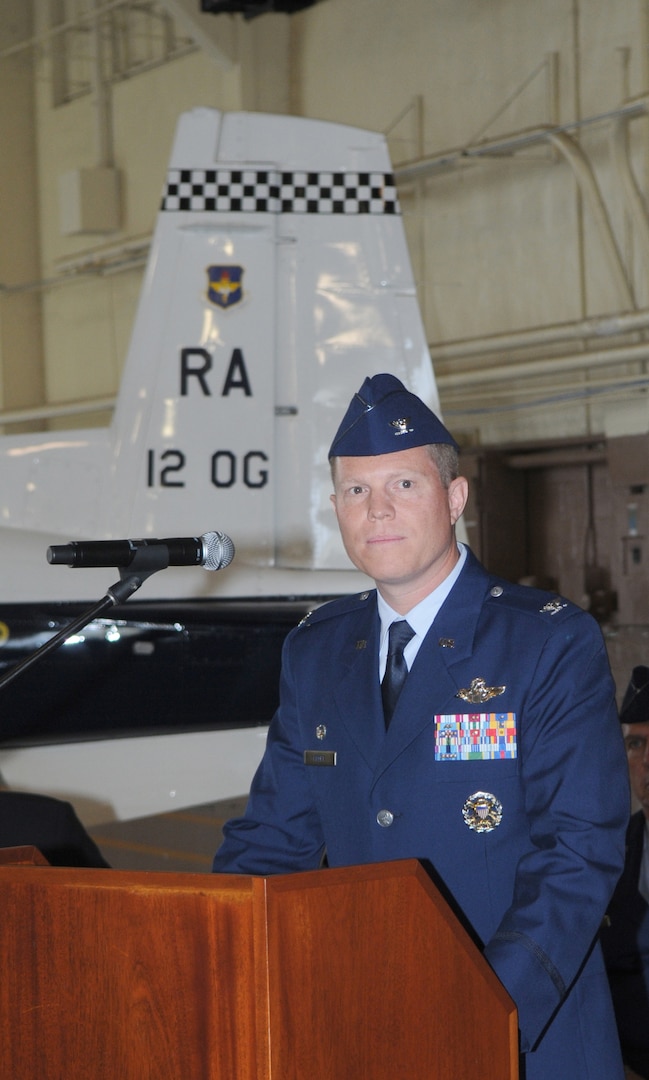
[620,665,649,726]
[328,373,458,458]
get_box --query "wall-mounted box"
[608,433,649,485]
[58,167,121,235]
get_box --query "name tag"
[434,713,517,761]
[304,750,337,767]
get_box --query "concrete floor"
[88,795,248,873]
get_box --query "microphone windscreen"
[202,531,235,570]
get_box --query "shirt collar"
[378,542,467,646]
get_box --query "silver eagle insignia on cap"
[389,417,413,436]
[462,791,503,833]
[456,677,506,704]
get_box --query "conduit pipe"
[436,339,649,390]
[441,369,649,399]
[545,130,636,309]
[0,397,116,427]
[393,101,648,184]
[441,377,649,416]
[428,308,649,364]
[609,115,649,262]
[91,0,113,169]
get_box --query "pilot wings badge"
[456,677,506,704]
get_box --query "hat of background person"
[620,665,649,725]
[328,373,458,458]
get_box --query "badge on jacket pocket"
[462,791,503,832]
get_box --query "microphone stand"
[0,546,170,692]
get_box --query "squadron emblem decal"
[462,791,503,832]
[207,265,244,308]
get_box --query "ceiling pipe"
[429,308,649,364]
[0,397,116,427]
[393,101,648,184]
[436,339,649,390]
[441,369,649,401]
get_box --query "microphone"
[47,531,235,571]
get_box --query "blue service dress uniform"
[602,809,649,1078]
[213,548,629,1079]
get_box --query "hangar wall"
[1,0,647,440]
[293,0,649,446]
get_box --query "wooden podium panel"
[265,860,518,1079]
[0,857,517,1079]
[0,866,265,1079]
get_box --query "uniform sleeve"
[51,799,111,868]
[483,613,629,1051]
[212,630,326,875]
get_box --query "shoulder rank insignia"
[456,677,506,704]
[540,598,568,615]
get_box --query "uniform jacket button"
[376,809,394,828]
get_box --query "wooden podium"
[0,853,518,1079]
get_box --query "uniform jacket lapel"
[331,596,385,771]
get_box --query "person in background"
[0,788,110,867]
[602,665,649,1080]
[213,372,629,1080]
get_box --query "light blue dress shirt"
[377,542,467,680]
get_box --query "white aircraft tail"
[0,108,440,603]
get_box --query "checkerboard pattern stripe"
[161,168,400,214]
[434,713,518,761]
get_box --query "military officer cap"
[620,665,649,725]
[328,372,459,458]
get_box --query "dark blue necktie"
[381,620,415,729]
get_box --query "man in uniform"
[213,373,629,1078]
[602,665,649,1079]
